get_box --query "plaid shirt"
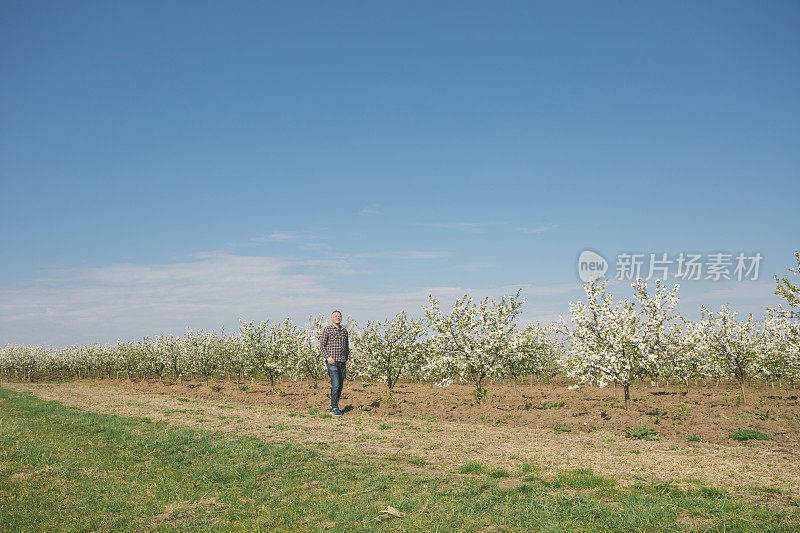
[320,324,350,362]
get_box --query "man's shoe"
[332,408,343,416]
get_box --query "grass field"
[1,386,799,532]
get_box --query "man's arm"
[319,328,329,360]
[320,328,335,364]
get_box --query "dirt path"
[3,380,799,504]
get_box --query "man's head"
[331,310,342,325]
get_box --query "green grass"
[750,486,782,495]
[687,435,702,442]
[632,478,682,497]
[547,468,615,490]
[457,460,486,475]
[730,428,773,442]
[488,468,510,479]
[518,461,545,475]
[1,386,799,532]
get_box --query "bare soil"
[3,376,799,505]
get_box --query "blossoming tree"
[351,310,423,391]
[422,288,525,402]
[561,278,642,409]
[695,305,765,403]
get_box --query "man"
[319,310,350,416]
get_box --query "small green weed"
[472,387,488,403]
[624,425,659,441]
[729,429,772,442]
[754,409,774,421]
[551,423,572,434]
[535,401,567,410]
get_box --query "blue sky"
[1,1,798,346]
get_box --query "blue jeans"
[326,360,346,410]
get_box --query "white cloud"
[353,251,451,260]
[688,282,777,302]
[445,262,494,272]
[358,203,381,215]
[0,252,575,346]
[413,221,507,234]
[519,283,581,296]
[521,312,564,325]
[0,252,324,345]
[251,230,310,242]
[518,225,555,235]
[297,242,329,251]
[297,258,362,275]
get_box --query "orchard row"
[3,253,798,407]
